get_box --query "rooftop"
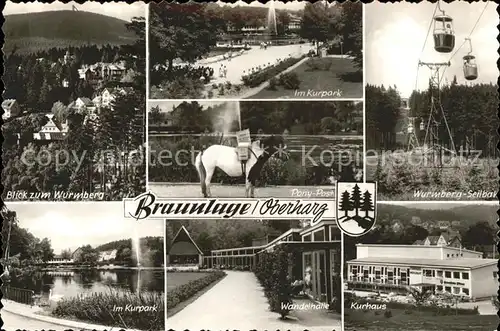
[347,257,497,270]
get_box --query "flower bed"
[353,298,479,316]
[242,56,306,88]
[167,271,226,310]
[52,289,164,330]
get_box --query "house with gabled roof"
[166,226,204,267]
[33,114,68,141]
[413,233,462,248]
[2,99,21,120]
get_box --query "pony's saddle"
[236,142,251,162]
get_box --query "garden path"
[202,43,314,85]
[167,271,341,331]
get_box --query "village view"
[2,8,146,201]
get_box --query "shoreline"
[2,300,144,331]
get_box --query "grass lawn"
[167,271,227,317]
[166,272,211,291]
[345,308,498,331]
[250,57,363,99]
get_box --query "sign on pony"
[123,191,336,225]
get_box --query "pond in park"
[7,268,165,300]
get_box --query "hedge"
[353,298,479,316]
[242,56,306,88]
[167,271,226,310]
[254,247,294,319]
[149,136,348,185]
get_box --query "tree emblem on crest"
[336,182,377,236]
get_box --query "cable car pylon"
[418,60,457,168]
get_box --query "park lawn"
[166,272,211,291]
[250,57,363,99]
[167,271,226,317]
[345,308,498,331]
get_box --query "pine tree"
[350,184,362,216]
[360,190,374,218]
[339,190,353,219]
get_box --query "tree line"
[166,219,302,254]
[149,2,362,75]
[366,80,497,156]
[4,44,128,111]
[149,101,240,133]
[1,208,163,268]
[240,101,363,135]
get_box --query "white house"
[99,249,118,262]
[33,114,68,141]
[2,99,21,120]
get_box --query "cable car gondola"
[433,3,455,53]
[463,38,478,80]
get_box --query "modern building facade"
[346,244,497,300]
[166,220,341,305]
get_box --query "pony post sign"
[124,192,335,225]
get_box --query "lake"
[8,268,164,300]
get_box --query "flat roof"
[355,243,482,255]
[347,257,497,270]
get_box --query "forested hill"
[378,203,497,228]
[4,10,137,54]
[95,237,163,252]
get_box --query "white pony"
[194,135,286,198]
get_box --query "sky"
[3,1,145,22]
[216,1,305,11]
[366,1,498,97]
[7,203,164,254]
[149,101,237,113]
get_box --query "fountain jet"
[133,225,141,268]
[267,0,277,38]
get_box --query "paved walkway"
[167,271,341,331]
[202,44,315,85]
[150,183,336,199]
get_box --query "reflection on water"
[9,269,164,299]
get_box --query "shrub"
[150,76,204,99]
[374,310,380,315]
[254,247,294,319]
[166,271,225,310]
[241,56,305,88]
[384,310,392,318]
[52,289,164,330]
[268,77,279,90]
[278,72,301,90]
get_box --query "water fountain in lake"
[132,225,141,269]
[267,0,277,39]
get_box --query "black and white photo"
[149,1,363,99]
[2,1,147,201]
[166,218,341,330]
[343,202,498,331]
[364,1,498,201]
[1,203,165,330]
[148,100,363,198]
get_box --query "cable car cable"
[411,2,439,120]
[439,1,489,84]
